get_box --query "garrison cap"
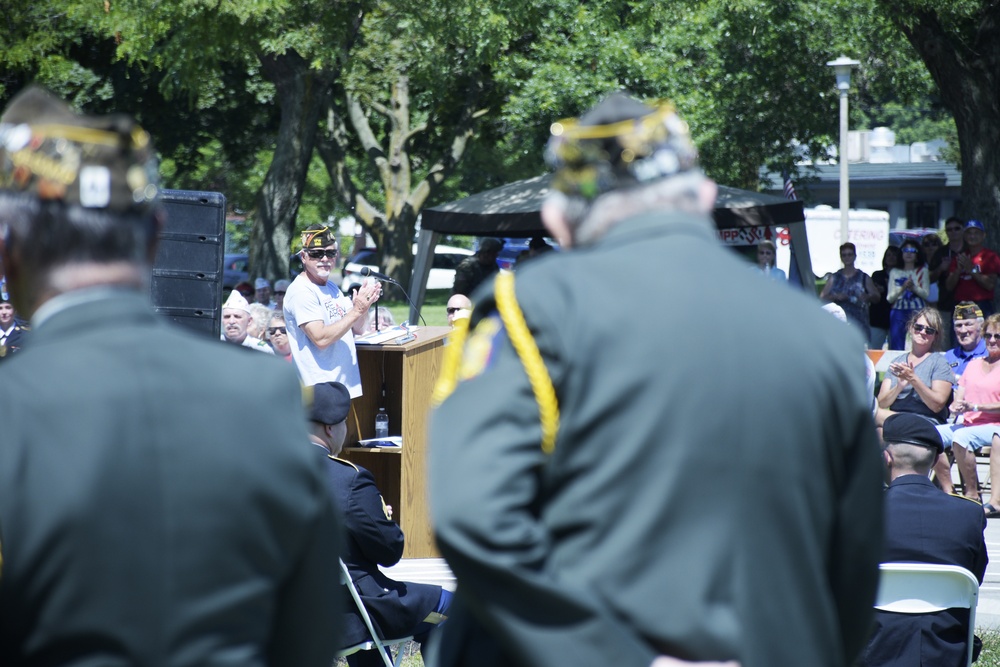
[954,301,984,321]
[882,413,943,454]
[0,86,159,213]
[308,381,351,425]
[544,92,698,200]
[300,224,336,250]
[223,290,251,314]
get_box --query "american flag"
[782,171,797,201]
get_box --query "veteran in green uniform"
[427,93,883,667]
[0,87,342,666]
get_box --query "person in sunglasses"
[937,313,1000,511]
[266,312,293,362]
[886,240,929,350]
[445,293,472,327]
[876,307,952,429]
[283,224,381,395]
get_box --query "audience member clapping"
[875,308,951,427]
[937,312,1000,509]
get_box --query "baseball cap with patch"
[0,86,159,213]
[967,220,985,232]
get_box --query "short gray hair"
[549,170,709,246]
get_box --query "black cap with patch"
[882,413,944,454]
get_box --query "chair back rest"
[340,559,395,667]
[875,562,979,667]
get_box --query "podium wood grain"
[342,327,451,558]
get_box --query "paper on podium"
[357,436,402,448]
[355,326,420,345]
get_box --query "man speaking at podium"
[428,93,883,667]
[284,223,381,393]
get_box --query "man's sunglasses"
[267,327,287,335]
[305,249,338,259]
[446,307,463,315]
[912,323,937,335]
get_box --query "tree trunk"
[884,4,1000,232]
[318,72,485,294]
[248,51,331,283]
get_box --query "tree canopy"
[2,0,997,285]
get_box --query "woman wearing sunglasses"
[937,313,1000,511]
[876,307,952,429]
[266,312,293,362]
[886,240,929,350]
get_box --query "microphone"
[357,266,427,327]
[360,266,397,283]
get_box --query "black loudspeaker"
[151,190,226,337]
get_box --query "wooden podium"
[341,326,452,558]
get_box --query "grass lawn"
[980,627,1000,666]
[380,289,452,328]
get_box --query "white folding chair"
[336,559,412,667]
[875,562,980,667]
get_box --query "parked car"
[340,244,473,292]
[223,253,249,291]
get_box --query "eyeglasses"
[985,333,1000,342]
[305,249,338,260]
[912,323,937,335]
[902,248,918,254]
[267,326,287,335]
[446,307,462,315]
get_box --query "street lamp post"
[827,56,860,246]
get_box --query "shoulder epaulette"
[330,455,359,471]
[949,492,983,505]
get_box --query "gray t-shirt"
[283,274,362,396]
[887,351,953,421]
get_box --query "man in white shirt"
[221,289,273,353]
[283,224,380,393]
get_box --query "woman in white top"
[887,240,930,349]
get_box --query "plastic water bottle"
[374,408,389,439]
